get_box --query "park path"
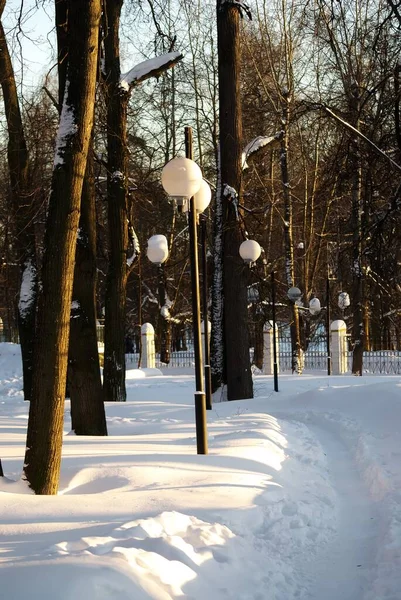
[299,420,380,600]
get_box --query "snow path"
[299,421,380,600]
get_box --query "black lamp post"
[271,271,279,392]
[200,215,213,410]
[161,127,210,454]
[326,277,331,376]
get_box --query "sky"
[1,0,152,93]
[2,0,55,92]
[0,343,400,599]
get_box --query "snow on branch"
[127,221,140,267]
[242,132,283,170]
[120,52,183,92]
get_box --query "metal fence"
[4,325,401,375]
[126,351,196,369]
[277,331,401,374]
[348,350,401,375]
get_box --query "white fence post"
[330,319,347,374]
[263,321,279,375]
[141,323,155,369]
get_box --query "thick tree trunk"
[24,0,101,494]
[68,149,107,435]
[350,88,364,376]
[0,14,37,400]
[54,5,106,434]
[217,1,253,400]
[102,0,128,403]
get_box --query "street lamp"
[180,178,212,410]
[147,235,170,364]
[239,239,261,265]
[173,174,213,409]
[161,127,209,454]
[147,234,168,266]
[161,156,202,212]
[287,286,302,303]
[309,297,321,316]
[194,179,212,215]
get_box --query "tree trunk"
[54,4,106,435]
[102,0,128,403]
[217,1,253,400]
[0,11,37,400]
[350,87,364,375]
[23,0,101,494]
[68,148,107,435]
[210,149,225,392]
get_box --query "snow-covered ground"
[0,342,400,600]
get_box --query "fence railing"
[4,325,401,375]
[126,351,196,369]
[347,350,401,375]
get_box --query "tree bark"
[350,86,364,375]
[102,0,129,402]
[210,149,225,392]
[24,0,101,494]
[55,2,107,434]
[69,148,107,435]
[217,0,253,400]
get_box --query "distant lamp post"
[161,127,208,454]
[239,239,261,265]
[271,271,279,392]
